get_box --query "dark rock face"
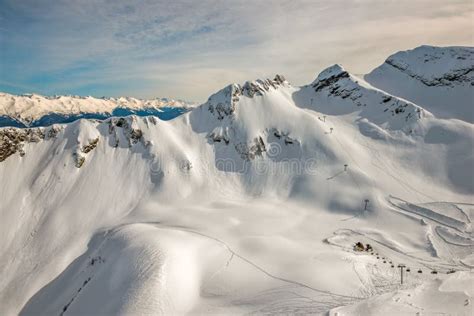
[204,76,297,162]
[0,128,46,162]
[311,65,423,124]
[108,117,144,147]
[207,130,230,145]
[310,66,365,106]
[73,152,86,168]
[386,58,474,87]
[381,98,422,121]
[209,101,236,121]
[383,47,474,87]
[0,116,150,167]
[129,129,143,145]
[73,137,99,169]
[235,137,266,161]
[312,70,350,92]
[207,75,287,120]
[82,138,99,154]
[270,128,298,145]
[312,69,363,106]
[207,85,240,120]
[240,75,287,98]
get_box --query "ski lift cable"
[354,133,424,203]
[330,131,365,196]
[355,131,436,203]
[376,127,437,202]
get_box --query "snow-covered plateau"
[0,45,473,315]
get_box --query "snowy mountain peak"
[296,63,428,133]
[381,45,474,87]
[205,75,289,120]
[365,45,474,122]
[312,64,348,84]
[241,74,287,97]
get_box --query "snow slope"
[1,46,473,315]
[0,93,194,127]
[365,45,474,122]
[329,272,473,316]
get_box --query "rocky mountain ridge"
[365,45,473,122]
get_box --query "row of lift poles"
[341,145,442,285]
[363,196,440,284]
[362,197,406,285]
[371,251,408,285]
[326,120,406,284]
[398,264,407,285]
[325,113,441,286]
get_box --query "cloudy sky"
[0,0,472,101]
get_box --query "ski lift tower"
[398,264,406,284]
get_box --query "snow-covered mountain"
[1,46,473,315]
[0,93,195,127]
[366,45,474,122]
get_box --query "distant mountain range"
[0,93,196,127]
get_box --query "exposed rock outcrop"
[82,138,99,154]
[207,75,288,120]
[269,128,298,145]
[207,127,231,145]
[0,128,46,162]
[108,117,144,147]
[311,65,364,106]
[311,64,425,126]
[384,46,474,87]
[386,58,473,87]
[73,152,86,168]
[235,137,266,161]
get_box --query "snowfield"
[0,45,473,315]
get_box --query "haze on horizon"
[0,0,473,102]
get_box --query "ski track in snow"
[98,218,465,314]
[99,221,366,314]
[388,196,469,233]
[332,227,468,272]
[353,131,438,203]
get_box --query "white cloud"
[1,0,473,101]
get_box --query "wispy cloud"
[0,0,472,101]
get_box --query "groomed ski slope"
[0,46,473,315]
